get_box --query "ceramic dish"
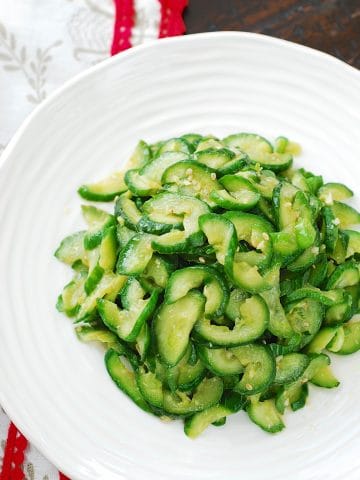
[0,32,359,480]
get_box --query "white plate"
[0,32,360,480]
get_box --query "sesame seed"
[245,383,253,391]
[262,233,269,241]
[332,218,340,226]
[211,172,217,180]
[182,179,192,186]
[284,201,292,207]
[284,399,290,407]
[311,246,319,254]
[198,257,206,264]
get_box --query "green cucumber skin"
[105,349,151,412]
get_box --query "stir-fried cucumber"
[55,131,360,438]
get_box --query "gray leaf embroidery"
[0,21,62,104]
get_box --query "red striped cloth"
[0,0,187,479]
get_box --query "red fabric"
[59,473,70,480]
[158,0,188,38]
[111,0,135,55]
[0,423,27,480]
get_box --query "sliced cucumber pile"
[55,132,360,438]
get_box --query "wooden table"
[184,0,360,69]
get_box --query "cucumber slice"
[223,133,292,172]
[115,191,142,230]
[273,182,298,229]
[261,286,295,338]
[286,286,345,306]
[136,369,164,409]
[211,175,260,211]
[116,224,136,249]
[306,326,339,354]
[224,211,274,286]
[276,383,308,413]
[98,225,117,271]
[195,148,248,176]
[54,231,87,266]
[151,230,190,254]
[318,183,353,203]
[78,171,127,202]
[148,193,210,253]
[76,273,127,321]
[251,169,279,199]
[161,160,221,207]
[256,198,276,224]
[181,133,203,147]
[322,206,339,253]
[195,137,223,152]
[156,137,193,155]
[75,325,119,345]
[165,266,229,318]
[274,353,310,385]
[125,151,189,196]
[82,205,115,250]
[128,140,152,169]
[117,233,153,275]
[98,279,159,342]
[285,298,323,337]
[142,193,184,224]
[197,346,244,375]
[287,238,320,272]
[247,398,285,433]
[232,345,275,395]
[141,254,176,289]
[199,213,237,269]
[223,133,273,158]
[332,322,360,354]
[166,346,206,392]
[84,263,104,295]
[330,230,349,264]
[105,349,150,412]
[274,136,288,153]
[310,365,339,388]
[307,253,328,287]
[154,290,206,366]
[324,292,353,326]
[194,295,268,347]
[225,288,250,321]
[331,201,360,228]
[60,270,87,317]
[194,147,235,169]
[134,322,151,361]
[184,405,233,438]
[163,377,223,416]
[224,211,273,260]
[326,326,345,352]
[345,229,360,258]
[230,261,278,294]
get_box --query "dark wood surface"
[184,0,360,69]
